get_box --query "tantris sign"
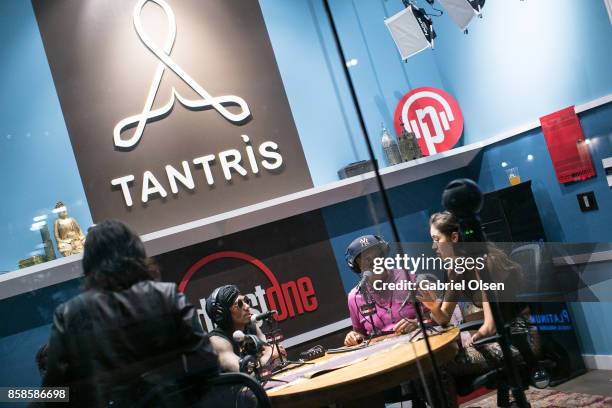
[394,87,464,156]
[33,0,312,234]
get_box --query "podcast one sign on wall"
[32,0,313,234]
[394,87,464,156]
[155,211,348,340]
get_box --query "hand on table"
[272,344,287,360]
[416,288,439,310]
[344,330,364,346]
[393,318,418,334]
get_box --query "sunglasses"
[232,297,251,309]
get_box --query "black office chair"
[134,371,271,408]
[452,243,556,407]
[454,318,554,407]
[510,243,564,302]
[206,372,271,407]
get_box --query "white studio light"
[437,0,485,30]
[385,4,436,61]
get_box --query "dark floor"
[387,370,612,407]
[551,369,612,397]
[462,369,612,407]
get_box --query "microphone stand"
[263,319,308,375]
[358,280,380,340]
[455,214,531,408]
[397,291,441,342]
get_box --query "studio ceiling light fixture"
[384,1,436,61]
[437,0,485,31]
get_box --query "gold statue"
[53,201,86,257]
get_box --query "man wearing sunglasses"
[206,284,285,373]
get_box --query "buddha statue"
[53,201,86,257]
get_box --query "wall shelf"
[0,143,481,299]
[2,93,611,300]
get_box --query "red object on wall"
[540,106,595,184]
[394,87,464,156]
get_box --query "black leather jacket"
[42,280,218,407]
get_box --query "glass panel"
[2,0,611,407]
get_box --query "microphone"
[233,330,268,354]
[232,330,246,343]
[357,271,376,317]
[357,270,373,292]
[250,310,277,323]
[399,274,438,311]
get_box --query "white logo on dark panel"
[113,0,251,149]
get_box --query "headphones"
[206,286,231,328]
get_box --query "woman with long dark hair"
[42,220,217,407]
[420,211,526,347]
[417,212,530,406]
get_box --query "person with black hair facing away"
[206,285,286,373]
[41,220,218,407]
[344,235,419,346]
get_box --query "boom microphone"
[357,270,373,292]
[232,330,246,343]
[399,274,436,311]
[250,310,277,323]
[357,271,376,317]
[232,330,268,351]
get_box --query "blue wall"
[475,103,612,243]
[259,0,368,187]
[0,0,92,273]
[322,0,612,147]
[570,300,612,356]
[473,102,612,358]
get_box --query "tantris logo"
[394,87,463,156]
[109,0,286,207]
[114,0,251,149]
[32,0,313,234]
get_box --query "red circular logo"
[393,87,463,156]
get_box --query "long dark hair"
[429,211,521,281]
[82,220,159,291]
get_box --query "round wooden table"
[266,328,459,407]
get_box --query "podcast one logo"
[178,251,319,332]
[393,87,464,156]
[109,0,284,207]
